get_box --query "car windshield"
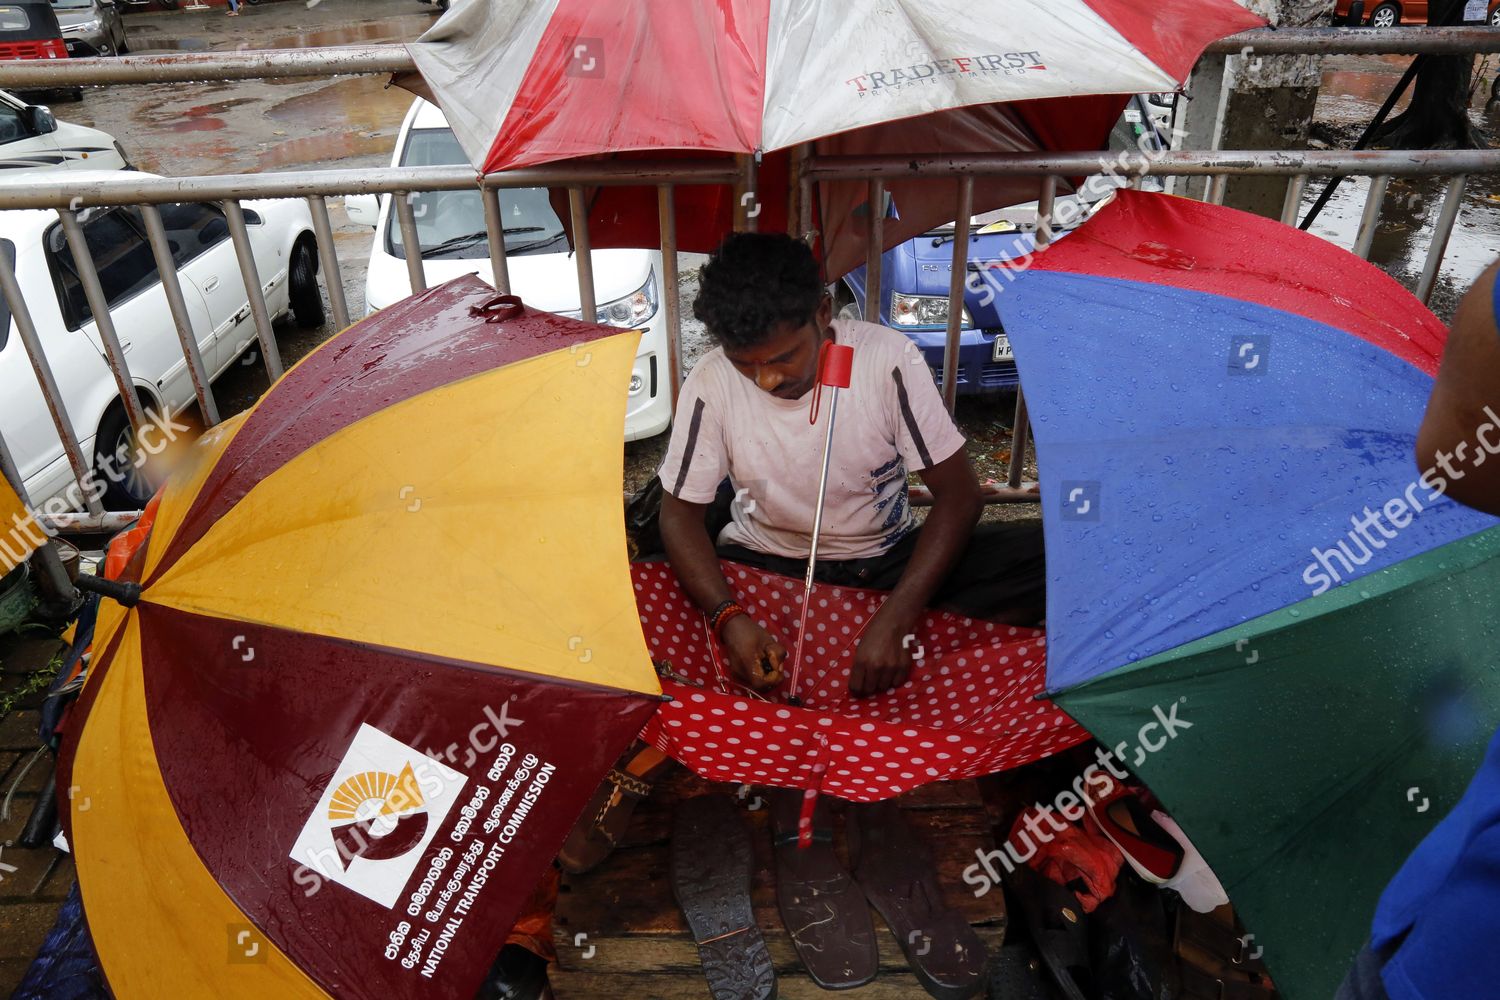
[49,0,93,9]
[387,127,567,260]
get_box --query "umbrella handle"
[469,294,526,322]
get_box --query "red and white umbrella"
[408,0,1262,275]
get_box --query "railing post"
[657,184,682,411]
[1354,174,1391,259]
[222,199,284,381]
[0,250,104,517]
[480,183,512,295]
[0,426,75,600]
[864,178,884,323]
[56,209,149,438]
[391,191,428,295]
[139,204,221,426]
[568,187,597,324]
[1417,174,1467,304]
[941,176,974,413]
[305,195,351,330]
[1281,174,1309,227]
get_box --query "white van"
[346,98,672,442]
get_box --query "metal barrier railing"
[1,30,1498,611]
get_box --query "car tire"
[157,0,179,8]
[1369,2,1400,27]
[1490,6,1500,25]
[289,240,326,329]
[94,404,157,511]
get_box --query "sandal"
[558,741,673,875]
[849,799,988,1000]
[671,796,777,1000]
[768,789,878,990]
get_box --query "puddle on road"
[169,117,227,132]
[1289,54,1500,316]
[125,36,211,54]
[266,77,412,132]
[256,131,393,170]
[1300,174,1500,318]
[269,21,414,49]
[1316,53,1500,127]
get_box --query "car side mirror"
[28,106,57,135]
[344,194,380,228]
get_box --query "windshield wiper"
[505,230,570,255]
[931,231,979,249]
[420,226,545,259]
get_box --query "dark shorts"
[717,519,1047,624]
[1334,942,1392,1000]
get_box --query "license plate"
[992,334,1013,361]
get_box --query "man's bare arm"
[1417,260,1500,515]
[659,491,786,688]
[886,449,985,623]
[659,492,738,612]
[850,449,983,695]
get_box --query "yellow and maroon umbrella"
[56,275,662,999]
[0,471,40,575]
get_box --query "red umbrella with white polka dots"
[632,560,1089,804]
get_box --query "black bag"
[625,477,666,561]
[625,477,737,562]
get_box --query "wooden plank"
[621,772,986,849]
[552,772,1007,996]
[552,969,967,1000]
[551,920,1004,977]
[556,805,999,937]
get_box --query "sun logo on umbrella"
[325,763,430,868]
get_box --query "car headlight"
[890,292,972,329]
[63,18,100,33]
[563,272,659,328]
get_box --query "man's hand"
[850,608,919,697]
[721,615,787,691]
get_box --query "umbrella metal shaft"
[787,387,840,703]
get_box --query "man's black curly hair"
[692,232,824,349]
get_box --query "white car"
[346,98,671,442]
[0,172,323,509]
[0,88,127,172]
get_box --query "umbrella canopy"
[406,0,1264,277]
[56,276,663,1000]
[0,472,38,574]
[634,559,1091,800]
[998,189,1500,999]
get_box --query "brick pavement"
[0,635,72,996]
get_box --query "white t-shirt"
[658,319,966,560]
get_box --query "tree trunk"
[1369,0,1484,149]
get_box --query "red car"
[0,1,68,61]
[1336,0,1500,27]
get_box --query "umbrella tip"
[74,575,142,608]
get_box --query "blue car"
[836,95,1171,396]
[835,221,1042,395]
